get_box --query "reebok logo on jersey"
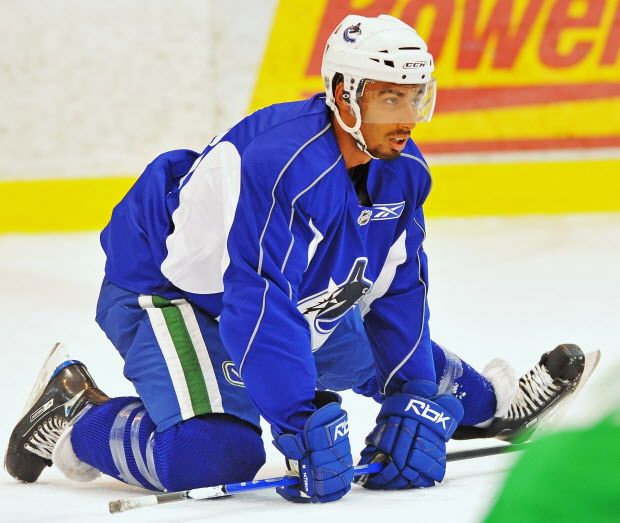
[405,399,451,430]
[371,202,405,221]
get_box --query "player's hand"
[357,380,463,489]
[272,391,354,503]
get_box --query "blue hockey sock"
[431,341,497,426]
[71,397,266,491]
[153,414,266,491]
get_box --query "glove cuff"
[272,432,305,460]
[272,401,350,458]
[313,390,342,408]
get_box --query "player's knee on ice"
[153,414,266,492]
[72,399,265,492]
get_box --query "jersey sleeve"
[218,147,326,435]
[359,174,434,398]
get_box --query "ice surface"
[1,214,619,523]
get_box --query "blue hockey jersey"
[101,94,434,434]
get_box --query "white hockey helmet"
[321,14,436,152]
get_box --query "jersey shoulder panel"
[214,94,333,159]
[386,140,432,208]
[400,139,430,172]
[240,106,345,218]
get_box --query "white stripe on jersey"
[176,301,224,413]
[306,219,324,269]
[240,123,333,376]
[161,141,242,294]
[280,153,341,273]
[365,150,432,393]
[380,215,428,395]
[359,229,408,318]
[138,295,196,420]
[240,280,270,375]
[256,123,332,274]
[400,152,430,173]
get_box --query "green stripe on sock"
[156,299,212,414]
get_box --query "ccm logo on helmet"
[405,399,451,429]
[403,61,427,69]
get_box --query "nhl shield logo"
[358,209,372,225]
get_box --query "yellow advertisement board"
[252,0,620,154]
[3,1,619,233]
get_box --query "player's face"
[360,121,413,160]
[357,81,425,160]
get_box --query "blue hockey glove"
[357,380,463,490]
[272,391,354,503]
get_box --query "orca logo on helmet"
[343,23,362,43]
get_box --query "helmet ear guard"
[328,75,371,156]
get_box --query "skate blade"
[528,349,601,436]
[20,342,71,417]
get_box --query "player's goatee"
[368,148,401,160]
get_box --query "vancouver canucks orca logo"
[343,23,362,43]
[299,258,373,350]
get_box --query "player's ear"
[334,81,349,111]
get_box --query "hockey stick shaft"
[446,442,529,461]
[109,462,383,513]
[109,443,525,514]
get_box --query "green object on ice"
[484,411,620,523]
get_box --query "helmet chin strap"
[331,100,378,161]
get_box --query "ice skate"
[454,344,600,442]
[4,343,109,482]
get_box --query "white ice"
[1,213,619,523]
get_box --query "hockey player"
[6,14,587,502]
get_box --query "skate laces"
[24,415,68,460]
[507,363,561,419]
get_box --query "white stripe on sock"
[109,401,143,488]
[130,408,164,491]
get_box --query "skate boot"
[454,344,586,442]
[5,343,108,482]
